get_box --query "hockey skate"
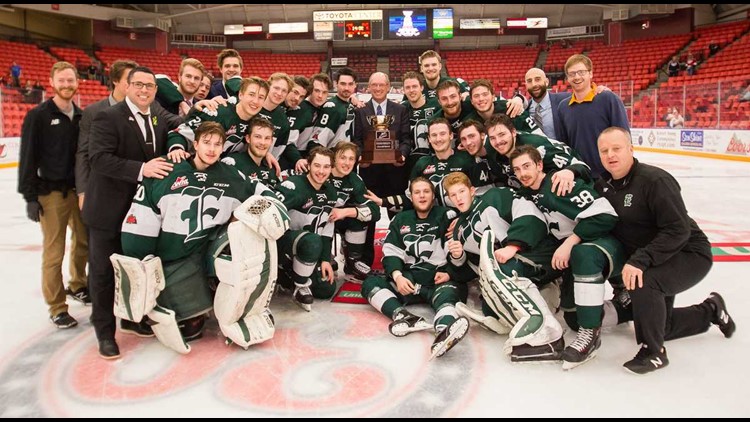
[430,316,470,360]
[455,302,511,335]
[293,282,314,312]
[562,327,601,370]
[388,309,431,337]
[510,337,564,362]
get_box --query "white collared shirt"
[125,97,156,152]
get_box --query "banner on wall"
[0,138,20,168]
[629,129,750,157]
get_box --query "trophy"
[361,114,400,165]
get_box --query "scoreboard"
[313,8,453,41]
[313,9,383,41]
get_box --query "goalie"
[115,122,289,355]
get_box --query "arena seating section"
[2,20,749,137]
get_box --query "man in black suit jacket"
[83,67,177,359]
[353,72,412,199]
[77,60,182,210]
[352,72,412,271]
[524,67,571,141]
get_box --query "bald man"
[524,67,571,140]
[353,72,412,268]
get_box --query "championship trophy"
[361,114,400,165]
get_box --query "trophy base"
[361,149,401,165]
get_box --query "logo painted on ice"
[0,309,480,417]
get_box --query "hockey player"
[327,142,381,281]
[443,172,565,362]
[258,72,305,172]
[485,113,591,192]
[288,73,331,159]
[208,48,243,99]
[276,146,339,311]
[166,77,270,156]
[304,67,357,150]
[365,118,478,214]
[155,58,206,117]
[401,71,442,172]
[221,117,280,191]
[418,50,470,101]
[510,145,626,369]
[117,121,288,354]
[361,177,470,359]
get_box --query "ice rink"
[0,150,748,417]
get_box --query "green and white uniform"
[276,175,339,299]
[487,131,592,189]
[167,103,253,156]
[361,206,468,331]
[401,97,442,169]
[329,172,381,262]
[258,105,302,167]
[518,173,624,328]
[287,99,320,156]
[221,152,281,192]
[408,150,478,208]
[121,158,273,320]
[306,96,354,149]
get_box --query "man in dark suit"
[352,72,412,271]
[524,67,571,141]
[77,60,182,210]
[83,67,177,359]
[353,72,412,199]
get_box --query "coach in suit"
[524,67,571,141]
[77,60,182,210]
[352,72,412,269]
[353,72,412,198]
[83,67,177,359]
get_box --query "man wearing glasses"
[556,54,629,179]
[83,67,176,359]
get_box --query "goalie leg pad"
[233,195,290,241]
[478,231,563,354]
[110,253,165,323]
[214,221,278,342]
[147,305,190,354]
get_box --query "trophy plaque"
[361,114,400,165]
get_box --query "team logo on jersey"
[182,186,225,242]
[303,198,313,210]
[400,225,411,234]
[415,223,431,232]
[424,164,436,175]
[226,125,237,136]
[222,157,236,166]
[125,213,138,224]
[323,102,336,108]
[624,194,633,207]
[425,109,434,118]
[280,180,296,190]
[195,172,208,182]
[171,176,188,190]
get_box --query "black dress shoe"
[98,339,121,360]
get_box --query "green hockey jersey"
[167,102,252,156]
[487,131,592,189]
[518,173,618,242]
[276,174,339,262]
[221,152,281,192]
[408,150,478,208]
[121,159,273,262]
[463,97,543,135]
[382,205,457,282]
[450,187,548,271]
[258,105,301,164]
[401,96,442,163]
[287,99,320,154]
[328,171,381,222]
[306,96,355,149]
